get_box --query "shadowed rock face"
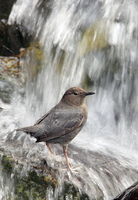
[0,0,52,56]
[0,0,16,20]
[0,20,32,56]
[0,1,26,55]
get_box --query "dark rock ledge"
[113,181,138,200]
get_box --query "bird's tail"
[16,124,45,138]
[16,126,36,134]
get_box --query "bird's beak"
[85,92,95,96]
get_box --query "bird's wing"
[34,104,59,125]
[35,110,84,142]
[34,113,49,125]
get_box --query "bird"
[17,87,95,169]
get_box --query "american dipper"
[17,87,95,169]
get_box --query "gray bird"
[17,87,95,169]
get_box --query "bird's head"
[62,87,95,106]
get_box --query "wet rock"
[1,134,138,200]
[113,182,138,200]
[0,55,20,79]
[0,153,90,200]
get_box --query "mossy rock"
[1,155,14,174]
[0,154,90,199]
[14,171,57,200]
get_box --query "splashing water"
[0,0,138,199]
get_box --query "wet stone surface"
[0,135,138,200]
[0,152,91,199]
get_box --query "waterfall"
[0,0,138,199]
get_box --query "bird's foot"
[68,165,82,173]
[59,165,81,173]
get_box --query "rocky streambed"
[0,126,138,200]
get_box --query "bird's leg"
[63,145,70,169]
[46,143,54,154]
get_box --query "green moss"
[1,155,14,174]
[13,170,57,199]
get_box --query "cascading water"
[0,0,138,199]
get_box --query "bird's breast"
[81,103,88,121]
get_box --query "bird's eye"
[73,92,77,95]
